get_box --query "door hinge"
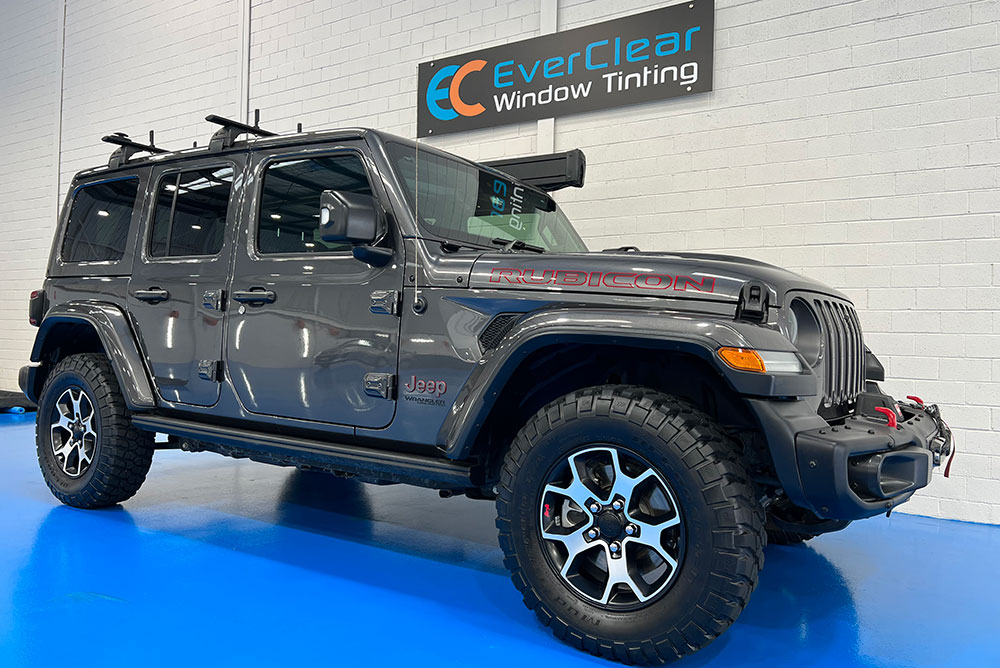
[736,280,770,323]
[363,372,396,399]
[198,360,223,382]
[203,289,225,312]
[370,290,400,316]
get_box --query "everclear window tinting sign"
[417,1,714,137]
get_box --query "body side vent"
[479,313,521,351]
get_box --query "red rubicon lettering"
[636,274,672,290]
[674,275,716,292]
[487,268,716,293]
[556,270,588,286]
[602,272,636,288]
[490,268,522,283]
[521,269,556,284]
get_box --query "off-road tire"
[36,353,154,508]
[496,385,765,665]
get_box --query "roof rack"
[101,130,168,169]
[206,108,277,151]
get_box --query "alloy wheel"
[539,445,684,609]
[50,387,98,478]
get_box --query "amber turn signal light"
[718,347,767,373]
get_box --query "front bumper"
[749,391,952,521]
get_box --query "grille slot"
[479,313,521,351]
[813,298,865,406]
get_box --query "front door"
[129,157,243,406]
[225,142,402,428]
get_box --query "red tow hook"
[874,406,897,428]
[907,395,925,406]
[944,445,956,478]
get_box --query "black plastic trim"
[132,415,473,489]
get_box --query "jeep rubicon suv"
[21,116,952,664]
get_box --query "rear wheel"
[496,386,765,665]
[36,353,154,508]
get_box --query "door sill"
[132,414,472,489]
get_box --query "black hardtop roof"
[73,127,392,182]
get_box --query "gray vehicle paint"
[21,127,950,523]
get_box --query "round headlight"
[788,298,822,367]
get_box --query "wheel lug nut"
[609,541,621,554]
[625,524,637,536]
[612,500,623,511]
[587,528,599,540]
[589,502,600,513]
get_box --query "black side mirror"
[319,190,382,245]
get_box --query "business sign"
[417,1,714,137]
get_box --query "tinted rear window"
[61,177,139,263]
[149,167,233,258]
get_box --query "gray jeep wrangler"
[21,115,952,664]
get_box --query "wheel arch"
[439,307,814,481]
[27,302,156,410]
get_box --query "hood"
[468,250,849,306]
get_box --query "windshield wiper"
[491,238,545,254]
[439,240,488,253]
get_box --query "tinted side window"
[150,167,233,258]
[258,155,372,254]
[61,177,139,263]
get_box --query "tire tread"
[36,353,153,509]
[495,385,765,665]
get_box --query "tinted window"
[150,167,233,257]
[61,177,139,263]
[258,155,372,254]
[386,142,586,253]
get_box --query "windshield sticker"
[473,174,538,240]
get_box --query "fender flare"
[29,301,157,410]
[437,306,816,460]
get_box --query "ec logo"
[426,59,487,121]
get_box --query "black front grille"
[479,313,520,351]
[812,298,865,406]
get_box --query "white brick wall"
[552,0,1000,524]
[0,0,63,390]
[0,0,997,523]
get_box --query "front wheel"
[496,386,765,665]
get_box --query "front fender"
[30,302,156,409]
[438,306,816,459]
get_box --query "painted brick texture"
[0,0,997,523]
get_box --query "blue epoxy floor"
[1,412,997,667]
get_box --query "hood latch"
[736,280,769,323]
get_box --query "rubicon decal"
[417,1,714,137]
[489,268,716,293]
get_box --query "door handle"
[233,288,277,305]
[134,288,170,303]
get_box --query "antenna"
[102,131,169,169]
[205,108,277,151]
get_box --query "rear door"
[224,141,402,428]
[128,156,244,406]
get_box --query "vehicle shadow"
[676,542,861,666]
[13,467,860,663]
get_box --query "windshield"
[386,141,587,253]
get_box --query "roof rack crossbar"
[206,108,277,151]
[101,130,168,169]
